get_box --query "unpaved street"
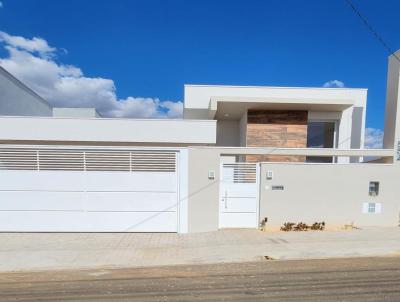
[0,257,400,301]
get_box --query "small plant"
[310,222,325,231]
[280,222,295,231]
[293,222,309,231]
[280,221,326,232]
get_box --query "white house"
[0,50,398,233]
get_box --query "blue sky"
[0,0,399,135]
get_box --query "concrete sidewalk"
[0,227,399,272]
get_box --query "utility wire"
[345,0,400,62]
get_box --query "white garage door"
[0,148,180,232]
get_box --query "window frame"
[307,119,339,148]
[306,119,339,163]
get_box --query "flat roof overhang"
[209,96,355,120]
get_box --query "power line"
[345,0,400,62]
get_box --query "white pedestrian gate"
[0,147,181,232]
[219,162,260,228]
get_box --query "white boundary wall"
[186,147,398,233]
[259,163,400,229]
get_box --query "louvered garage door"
[0,148,179,232]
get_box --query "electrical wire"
[345,0,400,62]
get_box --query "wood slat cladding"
[246,110,308,162]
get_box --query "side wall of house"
[53,108,101,118]
[260,163,400,229]
[216,120,240,146]
[239,111,247,147]
[0,117,217,145]
[383,52,400,162]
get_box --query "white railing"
[0,148,176,172]
[217,147,394,158]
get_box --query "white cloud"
[322,80,345,88]
[0,31,55,58]
[162,101,184,118]
[0,31,183,118]
[364,128,384,149]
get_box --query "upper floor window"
[306,121,337,163]
[307,121,336,148]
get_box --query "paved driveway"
[0,227,399,272]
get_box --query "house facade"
[185,84,367,163]
[0,51,399,233]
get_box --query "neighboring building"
[0,66,52,116]
[52,107,102,118]
[0,53,398,233]
[0,66,101,119]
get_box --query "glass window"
[306,121,336,163]
[307,122,335,148]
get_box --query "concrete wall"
[260,163,400,229]
[0,116,217,145]
[216,120,240,146]
[187,148,220,232]
[239,111,247,147]
[185,148,398,233]
[350,107,365,149]
[0,67,52,117]
[53,108,101,118]
[383,51,400,162]
[184,85,367,112]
